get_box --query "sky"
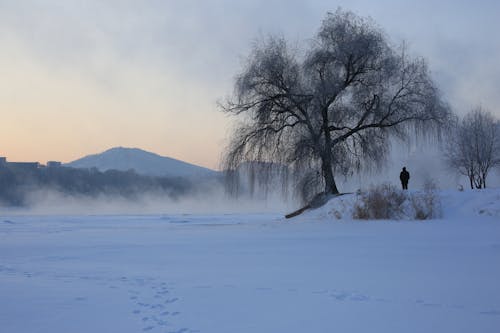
[1,0,499,169]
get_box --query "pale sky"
[1,0,499,169]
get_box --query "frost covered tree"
[444,107,500,189]
[221,9,450,202]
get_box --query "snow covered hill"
[300,188,500,221]
[66,147,217,178]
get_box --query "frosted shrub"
[353,182,442,220]
[410,179,442,220]
[353,184,407,220]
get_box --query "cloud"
[1,0,499,169]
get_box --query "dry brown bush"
[353,184,407,220]
[353,181,441,220]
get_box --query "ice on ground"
[0,189,499,333]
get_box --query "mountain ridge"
[66,147,216,178]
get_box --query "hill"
[66,147,216,178]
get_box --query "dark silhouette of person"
[400,167,410,190]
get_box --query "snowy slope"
[302,188,500,221]
[66,147,217,178]
[0,189,499,333]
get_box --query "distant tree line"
[0,165,206,207]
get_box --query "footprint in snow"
[480,310,500,316]
[349,294,370,301]
[423,303,442,308]
[165,297,179,304]
[168,329,189,333]
[331,292,349,301]
[194,285,212,289]
[155,319,168,326]
[375,298,389,303]
[312,290,328,295]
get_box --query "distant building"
[7,162,40,170]
[47,161,62,168]
[0,157,40,170]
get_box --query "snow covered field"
[1,189,500,333]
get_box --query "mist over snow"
[1,184,294,216]
[0,146,296,215]
[3,141,498,216]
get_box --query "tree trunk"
[321,155,339,195]
[482,172,487,189]
[320,110,339,195]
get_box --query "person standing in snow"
[400,167,410,190]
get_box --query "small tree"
[444,107,500,189]
[221,9,450,202]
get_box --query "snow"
[305,188,500,222]
[1,189,500,332]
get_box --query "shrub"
[410,179,442,220]
[353,184,407,220]
[353,181,442,220]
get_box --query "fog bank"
[1,187,295,216]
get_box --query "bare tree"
[444,107,500,189]
[221,9,450,202]
[445,116,478,189]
